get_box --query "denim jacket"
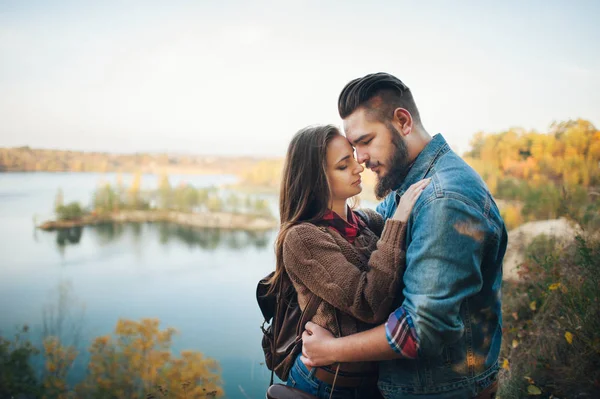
[375,134,507,397]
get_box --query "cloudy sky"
[0,0,598,156]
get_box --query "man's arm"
[302,304,419,366]
[302,196,487,365]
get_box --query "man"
[301,73,507,398]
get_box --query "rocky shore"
[38,210,278,231]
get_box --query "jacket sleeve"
[401,197,486,357]
[283,221,406,324]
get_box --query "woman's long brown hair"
[267,125,341,293]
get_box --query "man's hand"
[300,322,336,367]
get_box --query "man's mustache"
[365,161,381,170]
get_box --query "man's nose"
[356,150,368,165]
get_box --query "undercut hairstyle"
[338,72,422,125]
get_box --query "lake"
[0,172,278,398]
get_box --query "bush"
[499,233,600,397]
[55,202,84,221]
[0,326,42,398]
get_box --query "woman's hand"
[301,322,337,367]
[392,178,431,222]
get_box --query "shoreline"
[38,210,278,232]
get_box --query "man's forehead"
[343,122,374,146]
[342,114,362,140]
[343,107,371,134]
[342,127,360,146]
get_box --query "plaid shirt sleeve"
[385,306,419,359]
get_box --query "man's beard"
[374,124,411,199]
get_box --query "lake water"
[0,172,278,398]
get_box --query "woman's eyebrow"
[336,155,351,165]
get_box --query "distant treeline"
[464,119,600,229]
[0,146,276,177]
[5,118,599,230]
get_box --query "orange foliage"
[75,318,223,398]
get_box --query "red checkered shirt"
[319,207,364,244]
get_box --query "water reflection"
[93,222,126,245]
[51,222,271,253]
[155,223,270,250]
[56,226,83,246]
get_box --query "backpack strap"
[295,291,322,338]
[269,272,286,386]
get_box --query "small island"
[38,173,278,232]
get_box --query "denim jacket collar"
[394,133,450,201]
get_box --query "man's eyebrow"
[336,155,351,165]
[351,133,373,146]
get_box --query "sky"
[0,0,599,156]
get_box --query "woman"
[271,125,428,399]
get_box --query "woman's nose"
[355,163,364,174]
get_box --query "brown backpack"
[256,271,322,383]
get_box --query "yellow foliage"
[501,205,523,230]
[565,331,574,344]
[42,336,77,399]
[548,283,561,291]
[527,385,542,395]
[465,119,600,211]
[75,318,223,398]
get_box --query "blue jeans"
[287,355,381,399]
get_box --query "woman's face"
[326,134,364,202]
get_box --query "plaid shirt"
[321,207,420,359]
[320,207,365,244]
[385,307,419,359]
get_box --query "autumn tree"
[75,318,223,399]
[464,119,600,229]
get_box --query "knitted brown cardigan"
[283,208,407,372]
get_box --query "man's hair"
[338,72,422,125]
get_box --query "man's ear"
[393,108,413,136]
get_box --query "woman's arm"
[284,220,406,324]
